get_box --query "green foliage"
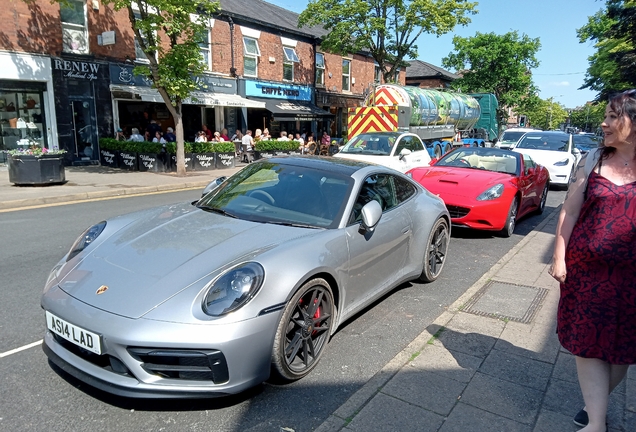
[577,1,636,99]
[442,31,541,127]
[98,139,239,154]
[298,0,477,83]
[255,140,300,152]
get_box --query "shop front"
[243,80,332,139]
[52,55,112,165]
[110,65,264,142]
[0,52,57,161]
[315,90,364,141]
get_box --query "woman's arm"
[549,155,590,282]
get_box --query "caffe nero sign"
[52,58,101,81]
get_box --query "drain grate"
[461,281,548,324]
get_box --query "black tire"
[500,197,518,237]
[271,278,334,382]
[535,182,549,215]
[434,145,443,159]
[418,218,449,282]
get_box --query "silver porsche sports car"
[42,156,450,398]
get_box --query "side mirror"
[398,148,412,161]
[526,167,535,176]
[202,176,227,197]
[360,200,382,233]
[492,138,499,145]
[572,147,581,156]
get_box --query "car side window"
[349,174,399,224]
[394,136,411,155]
[411,137,425,152]
[522,154,536,174]
[394,176,416,203]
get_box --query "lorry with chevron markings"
[346,84,499,159]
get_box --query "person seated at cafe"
[254,128,263,142]
[115,127,126,141]
[164,127,176,142]
[202,124,213,141]
[220,128,230,142]
[128,128,145,142]
[145,119,162,141]
[294,132,305,147]
[278,131,290,141]
[211,131,225,142]
[262,128,271,140]
[195,131,208,142]
[152,131,167,144]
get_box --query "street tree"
[53,0,218,176]
[442,31,541,127]
[577,6,634,99]
[298,0,477,84]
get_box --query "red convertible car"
[407,147,550,237]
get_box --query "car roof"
[501,128,539,134]
[258,155,376,176]
[522,131,570,137]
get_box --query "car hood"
[57,203,315,319]
[334,153,396,168]
[412,166,513,199]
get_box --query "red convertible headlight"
[476,184,504,201]
[202,262,264,316]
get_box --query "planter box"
[100,149,119,168]
[170,153,194,171]
[138,153,169,172]
[254,150,278,160]
[193,153,216,171]
[8,154,66,185]
[118,152,138,171]
[215,152,236,169]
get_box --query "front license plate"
[46,311,102,355]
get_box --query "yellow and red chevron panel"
[347,106,398,140]
[373,85,409,107]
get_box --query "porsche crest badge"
[96,285,109,295]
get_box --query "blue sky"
[270,0,604,109]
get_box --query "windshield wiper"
[262,220,320,229]
[197,205,238,218]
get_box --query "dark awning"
[249,97,334,121]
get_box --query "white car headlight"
[477,184,504,201]
[67,221,106,261]
[202,262,264,316]
[553,158,570,166]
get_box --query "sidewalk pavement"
[315,207,635,432]
[0,163,243,211]
[1,163,633,431]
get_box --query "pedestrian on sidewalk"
[550,89,636,432]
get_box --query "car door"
[393,135,430,171]
[343,173,412,315]
[518,154,538,215]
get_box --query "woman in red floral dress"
[550,89,636,432]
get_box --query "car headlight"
[477,184,504,201]
[554,158,570,166]
[202,262,264,316]
[67,221,106,262]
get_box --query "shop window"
[342,59,351,92]
[133,9,157,63]
[60,0,88,54]
[393,68,400,83]
[197,28,212,70]
[316,53,325,86]
[0,91,47,151]
[283,46,299,82]
[243,37,260,77]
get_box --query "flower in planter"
[8,145,67,157]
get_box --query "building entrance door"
[71,99,98,162]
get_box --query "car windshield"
[515,134,569,151]
[573,134,601,150]
[436,148,519,175]
[339,133,398,156]
[499,131,527,143]
[197,161,354,229]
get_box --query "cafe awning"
[249,97,333,121]
[109,85,266,108]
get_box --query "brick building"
[0,0,405,164]
[405,60,458,89]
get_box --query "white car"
[494,128,539,150]
[334,132,431,173]
[512,131,581,188]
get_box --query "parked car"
[573,133,602,154]
[41,156,450,398]
[407,147,550,237]
[511,131,581,188]
[494,127,539,150]
[333,131,431,172]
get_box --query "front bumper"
[42,287,281,398]
[444,198,510,231]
